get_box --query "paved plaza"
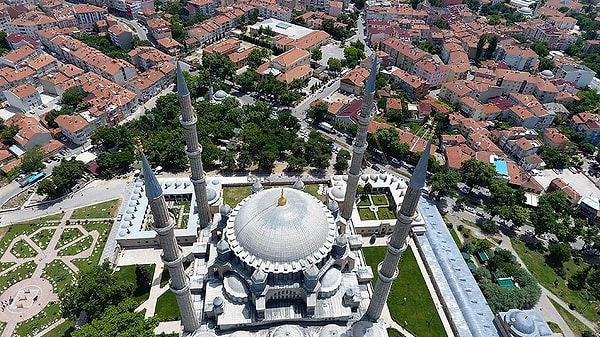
[0,209,112,337]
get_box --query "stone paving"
[0,210,108,337]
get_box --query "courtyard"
[0,199,120,337]
[357,194,397,221]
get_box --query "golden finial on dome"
[135,138,144,154]
[278,187,287,206]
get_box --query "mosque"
[128,56,552,337]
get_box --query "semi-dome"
[272,326,303,337]
[207,187,219,204]
[540,69,554,78]
[214,90,228,100]
[330,186,345,201]
[226,188,336,273]
[509,311,536,334]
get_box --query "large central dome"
[225,188,336,273]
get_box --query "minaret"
[365,140,431,321]
[340,56,379,222]
[177,62,212,228]
[137,141,199,332]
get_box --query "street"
[115,17,149,42]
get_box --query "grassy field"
[387,328,408,337]
[70,199,121,219]
[377,207,396,220]
[42,259,75,294]
[10,238,38,258]
[14,302,62,337]
[223,186,252,207]
[115,264,154,304]
[372,194,389,206]
[70,221,112,271]
[43,319,75,337]
[56,227,83,250]
[34,213,65,222]
[155,290,181,321]
[511,239,600,323]
[0,260,36,291]
[363,246,446,337]
[0,224,42,258]
[59,235,94,256]
[358,195,371,206]
[359,208,376,220]
[304,184,325,202]
[449,227,462,247]
[30,228,55,250]
[549,298,592,337]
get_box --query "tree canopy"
[459,158,496,189]
[429,169,460,200]
[21,145,45,173]
[37,158,85,199]
[530,191,578,242]
[72,299,158,337]
[60,261,134,320]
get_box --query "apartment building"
[571,112,600,146]
[554,63,596,88]
[413,59,449,88]
[71,4,108,30]
[108,24,133,50]
[3,84,42,112]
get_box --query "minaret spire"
[177,61,212,228]
[340,56,379,223]
[137,140,199,332]
[365,140,432,321]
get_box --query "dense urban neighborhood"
[0,0,599,335]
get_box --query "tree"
[327,57,342,72]
[538,58,555,71]
[487,180,525,218]
[311,48,322,61]
[72,299,158,337]
[429,170,460,200]
[530,191,575,242]
[247,48,270,70]
[60,261,134,320]
[334,149,351,172]
[21,145,45,173]
[476,34,487,60]
[135,265,152,292]
[548,242,572,267]
[459,158,496,189]
[38,158,85,198]
[530,41,550,57]
[307,102,329,122]
[343,46,365,68]
[485,34,498,59]
[433,19,448,29]
[0,124,18,145]
[62,87,86,108]
[540,146,570,169]
[464,0,481,11]
[202,53,236,80]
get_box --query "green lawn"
[155,290,181,321]
[549,298,592,337]
[0,224,41,258]
[70,222,112,271]
[377,207,396,220]
[30,228,55,250]
[223,186,252,207]
[56,227,84,250]
[358,195,371,206]
[387,328,408,337]
[10,238,38,258]
[363,246,447,337]
[372,194,389,206]
[34,213,65,222]
[70,199,121,219]
[42,259,75,294]
[59,235,93,256]
[0,321,5,336]
[115,264,155,304]
[14,302,62,337]
[304,184,325,202]
[43,319,75,337]
[358,208,376,221]
[0,260,36,291]
[449,227,462,247]
[511,239,600,323]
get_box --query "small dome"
[352,321,385,337]
[272,326,303,337]
[369,174,378,181]
[213,296,223,307]
[319,325,343,337]
[212,179,220,185]
[220,204,232,215]
[207,187,219,204]
[320,268,342,292]
[126,208,135,214]
[214,90,228,99]
[217,239,230,253]
[342,176,348,181]
[123,214,132,221]
[541,70,553,77]
[328,199,339,212]
[119,230,127,237]
[128,201,137,207]
[397,180,407,189]
[131,194,139,200]
[135,181,143,187]
[510,311,536,334]
[330,186,345,201]
[120,222,130,229]
[293,178,305,190]
[251,269,267,283]
[361,175,369,181]
[379,174,386,180]
[133,188,141,194]
[251,181,263,193]
[333,176,341,181]
[223,274,248,300]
